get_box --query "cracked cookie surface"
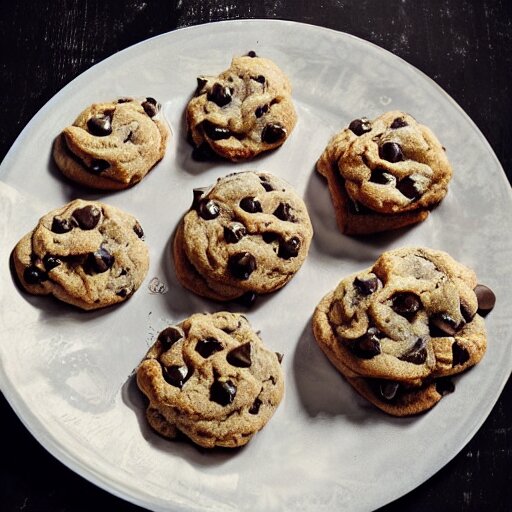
[187,53,297,161]
[312,247,495,416]
[173,171,313,302]
[316,111,452,234]
[53,97,168,190]
[136,312,284,448]
[12,199,149,310]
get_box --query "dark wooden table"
[1,1,510,511]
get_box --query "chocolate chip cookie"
[173,171,313,303]
[53,97,168,190]
[187,52,297,161]
[12,199,149,310]
[312,247,495,416]
[136,312,284,448]
[316,111,452,235]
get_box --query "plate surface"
[1,20,511,512]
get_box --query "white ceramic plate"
[1,20,511,512]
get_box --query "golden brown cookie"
[187,52,297,161]
[312,247,495,416]
[53,97,168,190]
[316,111,452,235]
[136,312,284,448]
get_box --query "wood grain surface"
[0,1,510,511]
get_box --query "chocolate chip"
[90,159,110,173]
[240,197,262,213]
[51,216,74,234]
[278,237,300,259]
[253,75,266,84]
[261,123,286,144]
[249,397,262,414]
[227,342,252,368]
[348,118,372,136]
[474,284,496,316]
[379,381,400,401]
[435,377,455,396]
[259,176,274,191]
[72,205,101,230]
[133,222,144,239]
[87,114,112,136]
[399,337,427,365]
[392,292,421,318]
[351,327,381,359]
[195,77,208,96]
[369,168,392,184]
[255,104,269,118]
[276,352,284,364]
[195,337,223,358]
[163,365,189,388]
[224,223,247,243]
[397,176,421,200]
[142,97,159,117]
[158,326,184,351]
[86,246,114,274]
[210,379,237,406]
[429,313,461,337]
[116,288,128,297]
[390,117,408,129]
[23,266,48,285]
[198,200,220,220]
[452,342,470,366]
[117,97,132,104]
[247,50,257,58]
[262,232,279,243]
[273,202,294,221]
[202,120,232,140]
[43,255,60,271]
[379,142,404,163]
[228,252,256,280]
[207,83,232,107]
[354,276,379,296]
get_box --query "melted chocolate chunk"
[158,326,184,351]
[87,114,112,136]
[247,50,257,58]
[262,232,279,243]
[210,379,237,406]
[23,266,48,285]
[72,205,101,230]
[474,284,496,316]
[195,337,224,358]
[273,202,294,221]
[399,337,427,365]
[195,77,208,96]
[261,123,286,144]
[224,223,247,243]
[116,288,128,297]
[133,222,144,239]
[379,381,400,401]
[90,159,110,173]
[390,117,408,129]
[255,104,269,118]
[435,377,455,396]
[351,327,382,359]
[354,276,379,296]
[397,176,421,200]
[227,342,252,368]
[452,342,470,366]
[429,313,461,337]
[163,365,189,388]
[86,246,114,274]
[379,142,404,163]
[240,197,262,213]
[43,255,61,271]
[207,83,232,107]
[392,292,421,318]
[142,97,159,117]
[253,75,266,84]
[259,176,274,191]
[460,302,475,323]
[117,97,132,104]
[276,352,284,364]
[198,200,220,220]
[202,120,232,140]
[348,118,372,136]
[278,237,300,259]
[249,397,262,414]
[51,216,74,234]
[191,187,209,210]
[228,252,256,280]
[235,291,257,307]
[370,168,392,184]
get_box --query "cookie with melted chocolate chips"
[12,199,149,310]
[136,312,284,448]
[312,247,495,416]
[186,53,297,161]
[172,171,313,303]
[53,97,169,190]
[316,111,452,235]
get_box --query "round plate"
[1,20,511,512]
